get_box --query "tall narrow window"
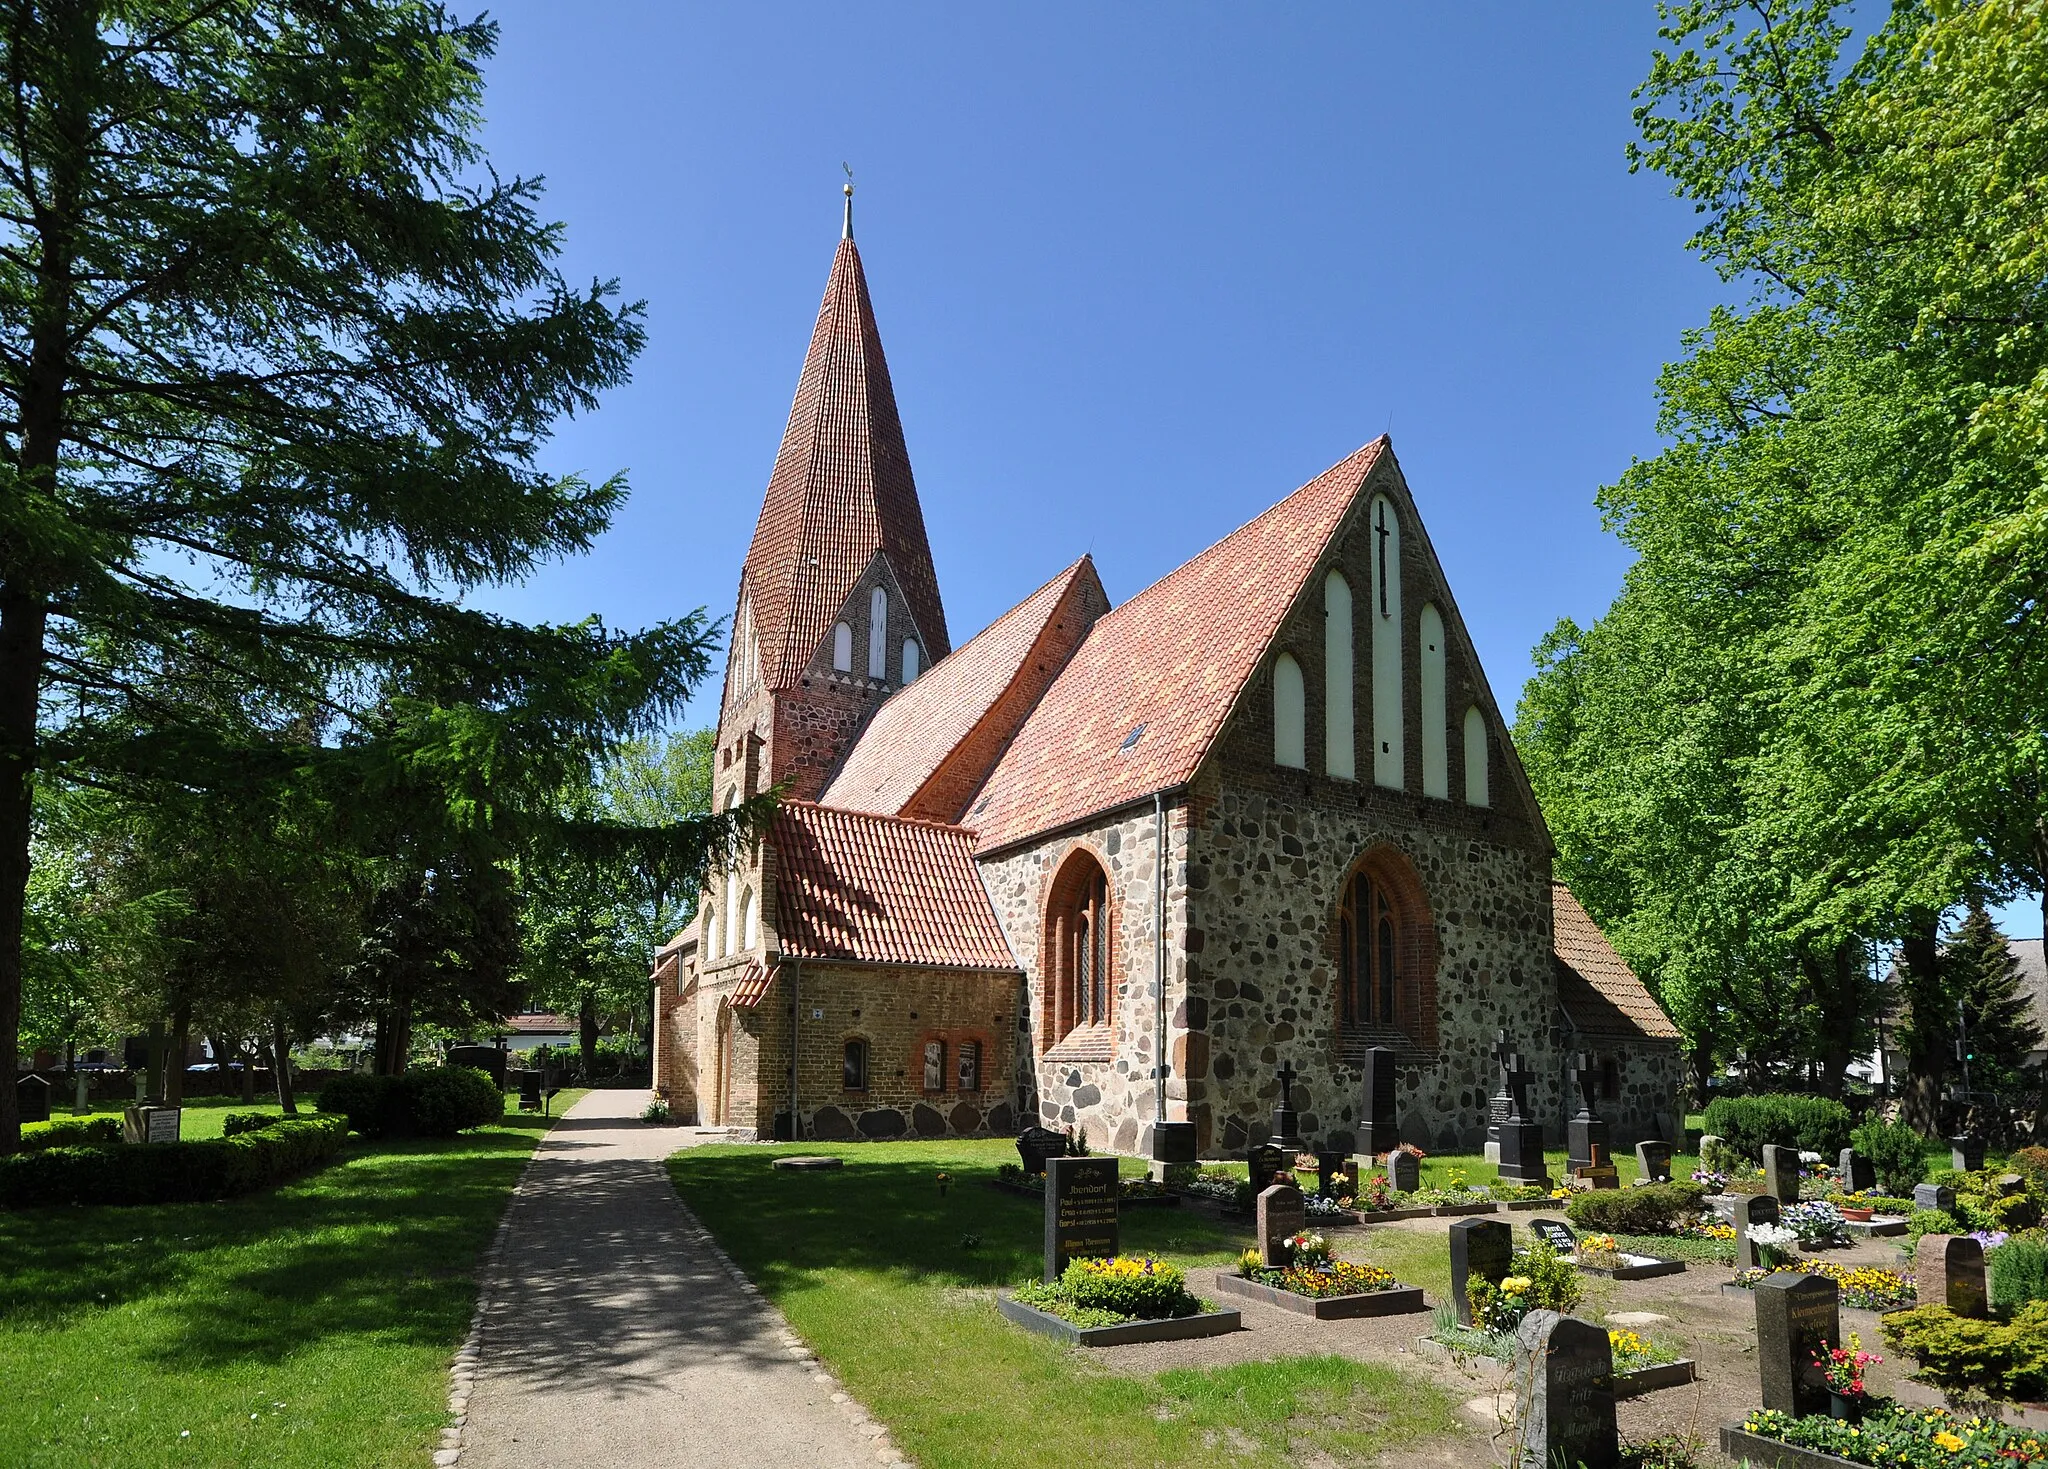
[843,1039,868,1092]
[868,588,888,678]
[1324,571,1355,779]
[1046,852,1114,1044]
[1420,604,1447,798]
[704,906,719,962]
[1338,869,1403,1029]
[1463,705,1490,807]
[923,1039,945,1092]
[1370,495,1404,789]
[1273,652,1306,768]
[832,622,853,672]
[902,639,920,682]
[741,890,757,951]
[723,868,738,958]
[957,1040,982,1093]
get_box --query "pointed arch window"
[1273,652,1306,768]
[1338,871,1400,1029]
[1370,496,1404,789]
[723,868,739,958]
[833,622,853,672]
[1045,851,1114,1047]
[741,890,758,951]
[1463,705,1490,807]
[1333,848,1438,1050]
[1325,571,1355,779]
[1420,604,1447,798]
[902,639,920,682]
[868,588,888,679]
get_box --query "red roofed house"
[651,196,1682,1153]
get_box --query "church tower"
[712,189,950,808]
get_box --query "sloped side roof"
[1552,884,1681,1042]
[967,439,1386,852]
[741,236,948,690]
[822,558,1104,817]
[2017,938,2047,1051]
[772,802,1019,970]
[728,961,777,1009]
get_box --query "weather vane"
[841,162,854,238]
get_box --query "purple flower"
[1969,1230,2009,1251]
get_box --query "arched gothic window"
[868,588,888,679]
[1045,851,1113,1046]
[902,639,920,682]
[704,906,719,962]
[1463,705,1490,807]
[1338,869,1400,1029]
[1369,495,1404,789]
[723,868,738,958]
[1333,848,1439,1050]
[1419,604,1447,798]
[1324,570,1355,779]
[741,890,757,951]
[832,621,853,672]
[1273,652,1305,768]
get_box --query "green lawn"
[667,1140,1468,1469]
[29,1095,292,1142]
[0,1093,578,1469]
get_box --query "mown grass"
[667,1139,1467,1469]
[0,1092,578,1469]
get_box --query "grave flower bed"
[1216,1233,1425,1318]
[1607,1327,1681,1373]
[1782,1200,1850,1248]
[1466,1237,1582,1331]
[1730,1261,1917,1312]
[1730,1405,2048,1467]
[1012,1255,1207,1327]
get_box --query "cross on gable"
[1375,504,1392,618]
[1277,1060,1298,1110]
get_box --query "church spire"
[842,172,854,240]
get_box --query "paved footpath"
[458,1089,885,1469]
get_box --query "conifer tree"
[1922,906,2042,1109]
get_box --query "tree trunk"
[240,1039,256,1104]
[1804,941,1861,1101]
[0,589,46,1156]
[164,1004,191,1106]
[374,995,413,1075]
[1898,917,1945,1134]
[579,990,598,1081]
[271,1016,297,1115]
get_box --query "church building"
[650,194,1683,1157]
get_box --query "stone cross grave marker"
[1043,1155,1119,1284]
[1913,1182,1956,1213]
[1566,1053,1610,1177]
[1257,1182,1307,1267]
[1269,1059,1305,1151]
[1950,1135,1986,1174]
[1755,1272,1839,1418]
[1016,1125,1069,1177]
[1634,1140,1673,1184]
[1247,1142,1287,1194]
[1387,1148,1420,1194]
[15,1072,50,1125]
[1530,1218,1578,1256]
[1495,1035,1550,1186]
[1735,1193,1783,1271]
[1837,1148,1875,1194]
[1762,1144,1802,1204]
[1358,1045,1399,1159]
[1449,1217,1512,1328]
[1914,1234,1988,1318]
[1512,1310,1619,1469]
[1485,1029,1515,1161]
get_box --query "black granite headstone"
[1566,1052,1610,1175]
[1915,1234,1988,1318]
[1634,1140,1673,1184]
[1837,1148,1875,1194]
[1043,1155,1119,1283]
[1247,1142,1287,1193]
[1912,1182,1956,1213]
[1148,1120,1198,1165]
[1512,1310,1618,1469]
[1358,1046,1399,1158]
[1017,1125,1069,1177]
[15,1072,50,1125]
[1315,1151,1354,1200]
[1257,1182,1307,1267]
[1755,1273,1838,1418]
[1269,1059,1306,1152]
[1530,1218,1578,1255]
[1735,1193,1783,1271]
[1449,1217,1513,1328]
[1950,1135,1986,1174]
[1387,1148,1420,1194]
[1762,1144,1802,1204]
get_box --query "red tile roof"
[1552,884,1681,1042]
[821,558,1105,819]
[967,439,1387,851]
[728,961,777,1010]
[771,802,1018,970]
[740,237,948,691]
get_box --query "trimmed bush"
[221,1111,279,1137]
[1851,1117,1929,1197]
[1701,1093,1853,1159]
[20,1115,124,1151]
[1058,1255,1200,1321]
[316,1066,502,1138]
[0,1115,347,1209]
[1565,1181,1707,1235]
[1880,1301,2048,1399]
[1991,1236,2048,1314]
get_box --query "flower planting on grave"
[1731,1261,1918,1311]
[1745,1221,1802,1267]
[1464,1236,1581,1331]
[1012,1256,1208,1328]
[1813,1332,1881,1401]
[1737,1405,2046,1467]
[1606,1328,1683,1374]
[1782,1200,1850,1248]
[1565,1181,1707,1235]
[1234,1234,1399,1300]
[1576,1233,1626,1269]
[1879,1300,2048,1399]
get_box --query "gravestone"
[123,1103,180,1144]
[1247,1142,1288,1194]
[1484,1030,1515,1164]
[1762,1145,1802,1204]
[1358,1046,1399,1159]
[1494,1034,1551,1187]
[1950,1135,1986,1174]
[15,1072,50,1125]
[1017,1125,1069,1177]
[1565,1053,1610,1176]
[1387,1148,1420,1194]
[1734,1193,1783,1271]
[1837,1148,1875,1194]
[1257,1182,1307,1267]
[73,1070,89,1114]
[1634,1140,1673,1184]
[1268,1060,1306,1152]
[1148,1120,1197,1165]
[447,1044,506,1088]
[1914,1234,1988,1318]
[1315,1151,1354,1200]
[1996,1173,2027,1198]
[1913,1182,1956,1213]
[1043,1155,1119,1283]
[1449,1217,1512,1328]
[1755,1273,1839,1418]
[1530,1218,1578,1255]
[1512,1310,1619,1469]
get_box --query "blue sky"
[466,4,2040,940]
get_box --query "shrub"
[641,1098,672,1124]
[0,1116,347,1208]
[1566,1182,1706,1235]
[1698,1136,1750,1175]
[1016,1255,1204,1323]
[2013,1147,2048,1192]
[1702,1093,1853,1159]
[20,1115,123,1151]
[1880,1301,2048,1399]
[221,1111,278,1137]
[1851,1117,1930,1198]
[316,1066,502,1137]
[1467,1237,1581,1331]
[1991,1236,2048,1314]
[1907,1208,1963,1246]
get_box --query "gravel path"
[456,1090,884,1469]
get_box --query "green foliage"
[1907,1209,1964,1247]
[1702,1094,1852,1158]
[1743,1405,2048,1464]
[1466,1237,1581,1331]
[220,1112,279,1138]
[1934,907,2043,1100]
[317,1067,502,1138]
[19,1115,123,1151]
[1880,1302,2048,1399]
[1851,1118,1930,1198]
[1991,1237,2048,1315]
[0,1116,347,1209]
[1012,1256,1204,1325]
[1565,1182,1707,1234]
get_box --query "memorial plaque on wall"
[1043,1156,1120,1284]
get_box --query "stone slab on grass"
[996,1296,1241,1347]
[1612,1359,1697,1396]
[1352,1206,1438,1223]
[771,1156,846,1171]
[1432,1201,1499,1217]
[1497,1199,1552,1213]
[1212,1273,1427,1320]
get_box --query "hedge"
[316,1066,502,1138]
[1701,1093,1853,1159]
[0,1115,348,1209]
[21,1115,124,1151]
[1565,1181,1707,1235]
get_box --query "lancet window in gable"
[868,587,889,679]
[1420,603,1448,798]
[1368,495,1404,790]
[1324,571,1355,779]
[1272,651,1306,768]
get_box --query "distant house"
[501,1013,576,1055]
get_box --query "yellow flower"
[1501,1276,1533,1294]
[1934,1431,1965,1452]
